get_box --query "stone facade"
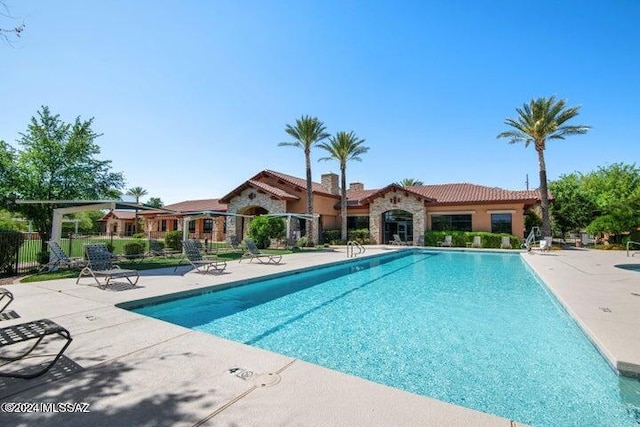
[225,188,287,239]
[369,191,426,244]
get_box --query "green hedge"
[424,231,521,249]
[164,230,183,251]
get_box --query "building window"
[431,214,472,231]
[203,219,213,233]
[188,220,196,233]
[347,216,370,230]
[491,213,512,234]
[160,220,167,232]
[172,219,178,231]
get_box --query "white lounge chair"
[438,235,452,247]
[471,236,482,248]
[390,234,408,246]
[500,236,512,249]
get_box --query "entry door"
[398,222,407,242]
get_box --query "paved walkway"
[0,246,638,426]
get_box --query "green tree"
[279,115,330,244]
[549,173,598,235]
[394,178,424,187]
[498,96,590,237]
[2,106,124,249]
[581,163,640,238]
[126,186,148,233]
[247,216,285,249]
[146,197,163,208]
[318,131,369,241]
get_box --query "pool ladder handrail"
[347,241,365,258]
[523,226,541,250]
[626,240,640,257]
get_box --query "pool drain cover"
[254,373,281,387]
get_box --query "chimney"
[349,182,364,191]
[321,173,339,195]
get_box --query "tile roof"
[247,180,300,200]
[163,199,227,213]
[347,183,542,205]
[261,170,335,195]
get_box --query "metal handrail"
[347,241,365,258]
[626,241,640,257]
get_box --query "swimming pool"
[132,250,640,426]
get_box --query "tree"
[394,178,423,187]
[1,1,25,45]
[279,115,330,244]
[1,106,124,249]
[247,216,285,249]
[498,96,590,237]
[318,131,369,241]
[549,173,599,235]
[126,186,148,233]
[146,197,163,208]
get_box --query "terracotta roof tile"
[248,180,300,200]
[163,199,227,213]
[263,169,333,195]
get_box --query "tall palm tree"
[318,131,369,241]
[497,96,590,237]
[279,115,330,244]
[395,178,424,187]
[126,186,148,234]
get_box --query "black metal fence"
[0,232,146,277]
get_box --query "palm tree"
[318,131,369,241]
[279,115,330,244]
[395,178,424,187]
[497,96,590,237]
[126,186,148,234]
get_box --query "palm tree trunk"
[537,147,552,237]
[340,163,347,241]
[305,148,314,244]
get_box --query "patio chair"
[77,244,139,287]
[179,240,227,274]
[471,236,482,248]
[0,318,72,379]
[0,288,14,313]
[438,235,453,247]
[390,234,408,246]
[148,239,179,257]
[500,236,512,249]
[240,238,283,265]
[41,241,86,272]
[416,235,425,246]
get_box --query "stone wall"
[225,188,287,240]
[369,191,426,244]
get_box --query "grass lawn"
[19,248,298,283]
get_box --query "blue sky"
[2,1,639,204]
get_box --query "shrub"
[124,241,146,259]
[132,232,145,239]
[0,231,24,274]
[248,216,285,249]
[348,229,370,244]
[424,231,521,249]
[296,236,309,248]
[165,230,183,251]
[37,250,51,265]
[322,229,342,245]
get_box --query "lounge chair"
[0,288,14,313]
[240,238,283,264]
[148,239,179,257]
[179,240,227,274]
[77,244,139,287]
[390,234,408,246]
[438,235,453,247]
[471,236,482,248]
[41,241,86,272]
[416,235,425,246]
[0,318,72,379]
[500,236,512,249]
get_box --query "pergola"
[16,200,173,244]
[178,210,252,243]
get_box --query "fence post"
[68,232,73,257]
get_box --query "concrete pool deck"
[0,246,638,426]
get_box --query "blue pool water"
[132,251,640,426]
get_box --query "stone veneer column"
[369,192,426,244]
